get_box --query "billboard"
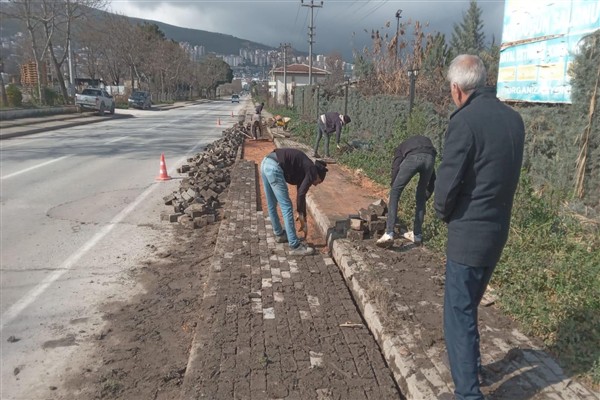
[497,0,600,103]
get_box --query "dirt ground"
[60,223,219,399]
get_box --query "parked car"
[231,94,240,103]
[128,91,152,110]
[75,88,115,115]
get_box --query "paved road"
[0,101,244,399]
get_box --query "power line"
[301,0,323,85]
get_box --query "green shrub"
[494,174,600,382]
[42,87,61,106]
[6,84,22,107]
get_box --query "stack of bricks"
[344,199,388,241]
[160,126,245,228]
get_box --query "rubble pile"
[334,199,389,241]
[160,127,244,229]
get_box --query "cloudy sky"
[107,0,506,59]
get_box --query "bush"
[6,84,22,107]
[42,87,61,106]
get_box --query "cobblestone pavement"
[181,160,402,399]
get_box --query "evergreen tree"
[450,0,486,56]
[423,32,449,74]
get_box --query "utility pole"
[301,0,323,86]
[281,43,291,107]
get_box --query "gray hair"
[447,54,487,94]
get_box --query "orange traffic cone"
[155,153,172,181]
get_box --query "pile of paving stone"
[160,127,244,229]
[333,199,389,240]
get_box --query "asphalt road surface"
[0,99,246,399]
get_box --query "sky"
[107,0,506,60]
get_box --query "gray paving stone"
[181,159,402,399]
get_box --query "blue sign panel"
[497,0,600,103]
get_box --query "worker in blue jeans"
[435,55,525,400]
[260,148,328,256]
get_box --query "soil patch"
[60,224,219,399]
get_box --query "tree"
[422,32,449,74]
[449,0,486,56]
[323,52,345,95]
[0,58,8,106]
[197,56,232,98]
[3,0,53,103]
[42,0,107,103]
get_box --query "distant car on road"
[128,91,152,110]
[75,88,115,115]
[231,94,240,103]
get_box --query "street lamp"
[395,9,402,66]
[407,67,419,114]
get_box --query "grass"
[274,104,600,388]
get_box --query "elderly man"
[434,54,525,400]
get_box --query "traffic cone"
[217,117,221,126]
[155,153,172,181]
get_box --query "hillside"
[0,4,276,56]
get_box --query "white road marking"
[0,140,207,332]
[104,136,129,144]
[0,155,72,180]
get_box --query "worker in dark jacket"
[255,102,264,115]
[313,111,351,158]
[376,135,436,247]
[434,55,525,400]
[260,148,328,256]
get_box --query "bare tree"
[0,58,8,106]
[3,0,53,103]
[323,51,345,95]
[42,0,107,102]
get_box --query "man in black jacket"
[261,148,328,256]
[376,135,436,247]
[313,111,351,158]
[434,55,525,400]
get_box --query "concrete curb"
[0,116,130,140]
[0,104,183,140]
[0,106,78,121]
[330,239,452,399]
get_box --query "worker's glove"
[296,213,307,236]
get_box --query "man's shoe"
[376,232,394,248]
[289,243,315,256]
[402,231,422,244]
[275,231,288,243]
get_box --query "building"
[269,63,329,106]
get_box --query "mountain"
[0,3,277,56]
